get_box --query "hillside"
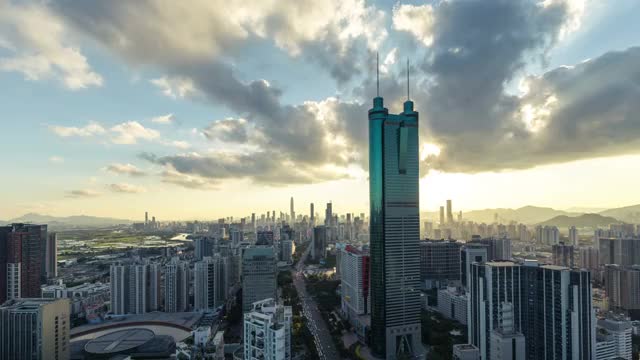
[462,206,578,224]
[537,213,622,228]
[599,204,640,223]
[7,213,132,228]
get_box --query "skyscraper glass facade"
[369,95,422,359]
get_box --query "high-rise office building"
[569,226,578,246]
[439,206,445,228]
[290,197,295,224]
[340,245,370,327]
[468,261,522,360]
[469,236,511,261]
[279,240,294,263]
[552,242,576,268]
[460,244,488,289]
[242,247,277,312]
[368,86,422,358]
[194,236,215,260]
[447,199,454,225]
[256,231,274,246]
[312,226,327,261]
[419,240,461,289]
[489,304,526,360]
[468,261,594,360]
[164,258,189,312]
[243,299,292,360]
[194,256,229,311]
[0,298,71,360]
[325,202,333,227]
[310,203,315,224]
[231,229,244,247]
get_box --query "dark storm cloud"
[414,0,640,172]
[423,0,567,134]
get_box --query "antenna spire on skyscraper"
[376,52,380,97]
[407,58,410,101]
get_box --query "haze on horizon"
[1,0,640,221]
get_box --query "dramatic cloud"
[392,4,435,46]
[41,0,640,188]
[150,114,174,124]
[65,189,100,198]
[110,121,160,144]
[412,1,640,173]
[440,46,640,172]
[52,0,385,83]
[105,163,146,177]
[108,183,146,194]
[141,151,349,186]
[160,166,219,190]
[0,2,102,89]
[202,118,250,143]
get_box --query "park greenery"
[421,309,467,360]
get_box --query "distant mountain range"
[0,213,132,228]
[537,213,621,228]
[422,203,640,226]
[422,206,579,224]
[599,204,640,223]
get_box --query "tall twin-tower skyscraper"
[368,60,423,359]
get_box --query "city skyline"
[2,0,640,221]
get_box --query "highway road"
[293,246,340,360]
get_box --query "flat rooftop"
[71,311,203,338]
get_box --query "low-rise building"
[595,316,633,360]
[452,344,480,360]
[436,287,468,325]
[41,281,110,320]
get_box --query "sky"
[1,0,640,221]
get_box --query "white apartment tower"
[164,258,189,312]
[243,298,292,360]
[194,256,229,311]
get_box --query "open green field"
[57,229,183,258]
